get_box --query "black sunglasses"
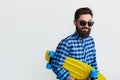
[79,20,94,27]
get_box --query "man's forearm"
[66,76,75,80]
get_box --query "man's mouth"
[82,29,89,32]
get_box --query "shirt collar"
[73,32,90,41]
[73,32,83,40]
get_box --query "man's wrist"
[66,76,75,80]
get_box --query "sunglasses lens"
[80,20,86,26]
[88,21,94,27]
[79,20,94,27]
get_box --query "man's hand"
[66,76,75,80]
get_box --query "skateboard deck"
[45,50,107,80]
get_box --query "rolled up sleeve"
[51,40,70,80]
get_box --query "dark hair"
[74,7,93,20]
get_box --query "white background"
[0,0,120,80]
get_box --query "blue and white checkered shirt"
[51,32,98,80]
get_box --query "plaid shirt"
[51,32,98,80]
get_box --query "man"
[51,7,98,80]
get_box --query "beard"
[76,26,91,38]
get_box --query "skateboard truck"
[45,50,55,69]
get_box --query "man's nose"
[84,24,89,27]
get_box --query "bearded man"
[51,7,98,80]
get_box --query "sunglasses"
[79,20,94,27]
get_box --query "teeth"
[82,29,88,32]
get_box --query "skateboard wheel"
[90,69,98,79]
[49,51,55,57]
[46,63,52,69]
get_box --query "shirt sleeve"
[51,40,70,80]
[91,39,98,70]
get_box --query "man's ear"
[73,20,76,26]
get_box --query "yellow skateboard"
[45,50,107,80]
